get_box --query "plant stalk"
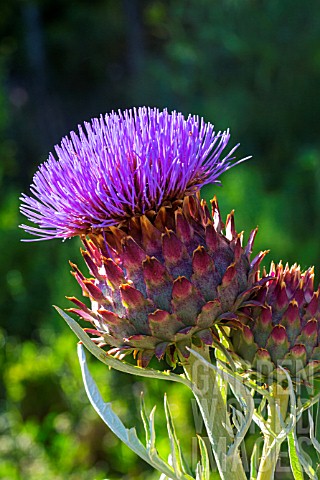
[181,346,247,480]
[256,384,289,480]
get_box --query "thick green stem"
[181,346,247,480]
[256,384,289,480]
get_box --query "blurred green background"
[1,0,320,478]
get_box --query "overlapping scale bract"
[231,262,320,383]
[69,194,264,367]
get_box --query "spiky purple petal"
[20,107,245,240]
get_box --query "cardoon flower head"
[231,261,320,387]
[20,107,242,240]
[20,107,263,367]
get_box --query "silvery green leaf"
[230,405,244,432]
[195,462,202,480]
[57,306,191,388]
[256,396,267,416]
[237,374,271,398]
[254,367,297,442]
[287,431,304,480]
[159,461,174,480]
[252,397,268,432]
[164,394,183,477]
[214,344,228,404]
[218,357,271,399]
[254,370,298,475]
[249,440,260,480]
[297,391,320,415]
[215,326,236,369]
[315,402,320,462]
[252,409,269,435]
[140,393,158,457]
[159,472,174,480]
[197,435,210,480]
[276,367,297,437]
[309,409,320,455]
[186,347,254,458]
[77,343,192,480]
[148,406,158,460]
[140,393,151,448]
[221,376,253,457]
[289,429,317,480]
[164,395,193,479]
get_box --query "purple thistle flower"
[20,107,245,240]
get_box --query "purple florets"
[20,107,244,240]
